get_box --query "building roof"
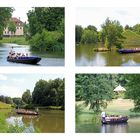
[11,17,24,26]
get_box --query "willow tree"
[76,74,117,112]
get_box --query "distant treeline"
[0,78,65,109]
[76,18,140,50]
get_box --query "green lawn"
[0,37,29,45]
[0,101,11,109]
[76,99,140,123]
[123,30,140,46]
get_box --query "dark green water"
[0,43,64,66]
[76,117,140,133]
[76,44,140,66]
[2,109,64,133]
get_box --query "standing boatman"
[101,111,106,122]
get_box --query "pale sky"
[76,7,140,30]
[0,74,64,98]
[12,7,33,22]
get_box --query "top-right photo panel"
[76,7,140,66]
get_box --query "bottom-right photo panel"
[76,74,140,133]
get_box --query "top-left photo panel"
[0,7,65,66]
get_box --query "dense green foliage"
[81,29,98,44]
[29,29,64,52]
[76,74,115,112]
[101,18,125,50]
[76,25,83,43]
[76,18,140,49]
[0,95,13,104]
[126,74,140,111]
[27,7,64,52]
[76,74,129,112]
[0,7,14,39]
[22,89,32,104]
[32,78,64,108]
[8,20,16,36]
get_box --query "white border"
[0,0,140,140]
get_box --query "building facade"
[3,17,24,36]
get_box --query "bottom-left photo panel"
[0,73,65,133]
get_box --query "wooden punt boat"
[102,116,128,124]
[7,56,41,64]
[16,109,39,115]
[118,48,140,54]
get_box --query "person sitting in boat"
[9,47,16,58]
[22,53,25,57]
[101,111,106,122]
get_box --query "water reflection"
[101,123,128,133]
[76,45,140,66]
[5,109,64,133]
[76,118,140,133]
[0,43,64,66]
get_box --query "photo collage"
[0,0,140,140]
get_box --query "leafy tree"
[12,97,24,107]
[29,29,64,52]
[0,95,13,104]
[8,20,16,36]
[125,25,133,31]
[32,78,64,107]
[23,23,29,37]
[0,7,14,39]
[0,95,6,103]
[125,74,140,111]
[81,29,98,44]
[86,25,97,32]
[5,96,13,104]
[76,25,83,44]
[133,24,140,35]
[22,89,32,104]
[101,18,125,50]
[27,7,64,36]
[76,74,116,112]
[27,7,64,52]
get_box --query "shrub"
[29,30,64,52]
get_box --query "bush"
[81,29,98,44]
[29,30,64,52]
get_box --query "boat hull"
[102,117,128,124]
[16,110,39,115]
[118,49,140,54]
[7,56,41,64]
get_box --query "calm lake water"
[0,43,64,66]
[76,118,140,133]
[3,109,64,133]
[76,44,140,66]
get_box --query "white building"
[3,17,24,36]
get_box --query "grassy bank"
[0,101,11,109]
[76,99,140,123]
[0,37,29,45]
[36,106,64,110]
[123,30,140,46]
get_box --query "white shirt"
[101,112,106,117]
